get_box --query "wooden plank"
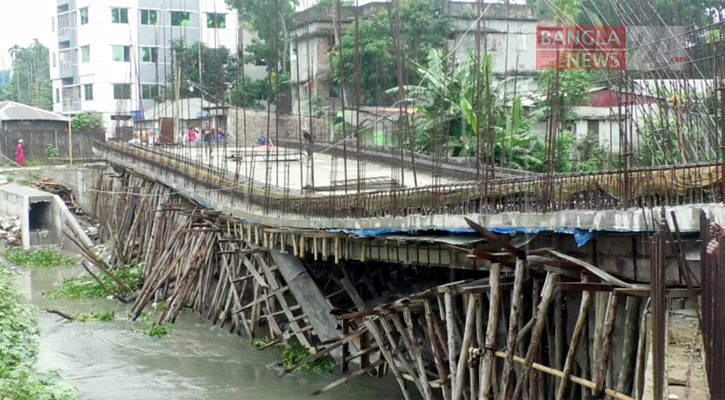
[558,282,615,292]
[614,288,701,298]
[547,249,640,288]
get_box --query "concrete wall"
[0,184,60,249]
[226,108,329,145]
[39,165,103,214]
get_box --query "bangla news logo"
[536,26,626,71]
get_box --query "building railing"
[95,140,725,221]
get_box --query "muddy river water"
[18,266,405,400]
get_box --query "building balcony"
[62,99,81,113]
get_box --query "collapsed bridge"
[89,140,723,400]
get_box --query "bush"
[0,269,76,399]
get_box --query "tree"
[169,40,238,102]
[330,0,452,104]
[71,113,105,134]
[225,0,298,75]
[536,69,593,131]
[0,40,52,110]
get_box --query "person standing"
[14,139,25,166]
[203,130,213,161]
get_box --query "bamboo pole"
[512,272,558,399]
[593,293,620,396]
[499,258,525,400]
[480,262,501,400]
[556,275,592,400]
[452,293,478,400]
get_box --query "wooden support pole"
[480,262,501,400]
[512,272,558,399]
[593,293,620,397]
[499,258,525,400]
[556,275,591,400]
[452,293,478,400]
[425,299,451,400]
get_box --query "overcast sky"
[0,0,507,70]
[0,1,53,69]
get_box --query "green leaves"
[330,0,453,104]
[70,113,105,134]
[0,40,52,110]
[0,270,77,399]
[3,248,76,269]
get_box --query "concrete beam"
[96,145,725,233]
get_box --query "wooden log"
[556,275,592,400]
[499,258,525,400]
[445,289,458,392]
[424,299,451,400]
[402,310,435,400]
[616,297,642,395]
[480,262,501,400]
[593,293,620,396]
[634,299,651,400]
[452,293,478,400]
[512,272,558,399]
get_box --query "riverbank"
[0,265,76,399]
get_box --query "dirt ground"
[666,311,709,400]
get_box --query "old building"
[288,1,539,115]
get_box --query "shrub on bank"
[0,269,76,399]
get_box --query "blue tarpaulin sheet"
[327,227,603,247]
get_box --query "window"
[587,120,600,136]
[207,13,226,28]
[84,84,93,101]
[111,8,128,24]
[52,52,56,68]
[171,11,191,27]
[142,84,160,100]
[80,7,88,25]
[51,17,55,32]
[81,46,90,63]
[140,10,158,25]
[112,45,130,62]
[140,47,158,63]
[55,89,60,104]
[113,84,131,100]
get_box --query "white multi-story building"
[49,0,266,137]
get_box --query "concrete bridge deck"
[94,141,725,236]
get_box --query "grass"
[4,248,77,269]
[45,263,144,299]
[0,269,77,399]
[249,337,336,373]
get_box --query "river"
[18,265,406,400]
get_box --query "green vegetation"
[136,311,172,338]
[4,248,77,269]
[44,144,61,159]
[71,310,116,322]
[250,337,336,373]
[330,0,452,105]
[0,270,76,399]
[46,264,144,300]
[71,113,105,134]
[0,40,52,110]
